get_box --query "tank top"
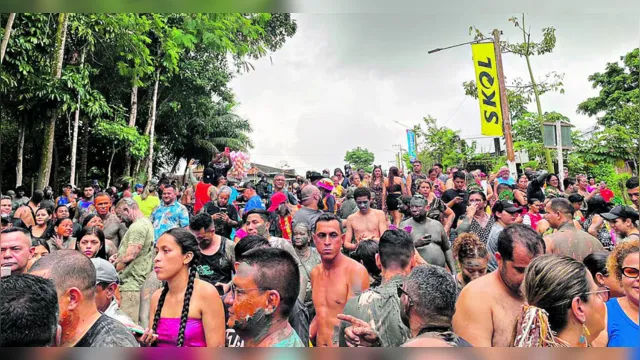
[606,298,639,347]
[194,182,212,213]
[156,318,207,347]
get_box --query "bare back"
[311,255,369,346]
[453,271,523,347]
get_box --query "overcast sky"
[229,13,639,175]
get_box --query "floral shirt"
[150,201,190,242]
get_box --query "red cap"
[268,192,288,212]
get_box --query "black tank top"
[196,239,233,287]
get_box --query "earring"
[579,323,590,347]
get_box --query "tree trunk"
[0,13,16,64]
[15,120,25,186]
[170,155,180,174]
[79,116,89,184]
[106,144,117,188]
[69,48,86,186]
[146,69,161,181]
[52,143,59,191]
[37,13,68,190]
[123,78,139,176]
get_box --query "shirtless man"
[453,224,544,347]
[343,187,388,252]
[310,213,370,347]
[400,195,456,275]
[88,193,127,254]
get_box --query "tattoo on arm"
[121,244,143,264]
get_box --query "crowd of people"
[1,155,638,348]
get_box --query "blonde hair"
[607,239,639,283]
[513,255,590,346]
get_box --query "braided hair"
[151,228,201,347]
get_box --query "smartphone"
[214,284,225,295]
[128,327,147,336]
[193,160,200,166]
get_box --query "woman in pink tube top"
[137,228,226,347]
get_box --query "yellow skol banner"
[472,42,503,136]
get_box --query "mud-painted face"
[355,197,370,213]
[293,226,311,248]
[94,196,111,216]
[225,263,274,339]
[460,257,488,284]
[245,214,270,237]
[56,219,74,238]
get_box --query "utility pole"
[492,29,517,179]
[556,120,564,187]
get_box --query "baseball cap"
[237,181,255,191]
[601,206,639,221]
[496,200,522,214]
[267,192,288,212]
[91,258,119,285]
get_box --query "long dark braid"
[151,284,169,340]
[176,263,197,347]
[151,228,201,347]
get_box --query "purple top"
[156,318,206,347]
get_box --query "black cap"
[601,206,639,221]
[238,181,255,191]
[497,200,523,214]
[309,171,323,181]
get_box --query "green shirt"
[271,328,305,347]
[338,275,410,347]
[118,218,155,292]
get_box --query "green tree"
[466,14,565,172]
[344,147,375,173]
[411,116,476,169]
[577,48,639,170]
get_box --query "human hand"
[109,254,118,264]
[136,328,158,346]
[337,314,382,347]
[466,203,478,218]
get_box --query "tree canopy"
[344,147,375,173]
[0,13,297,191]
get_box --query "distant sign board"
[543,122,574,149]
[406,130,417,162]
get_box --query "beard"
[499,266,522,296]
[400,302,410,329]
[199,238,213,250]
[412,213,427,222]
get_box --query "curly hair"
[607,239,639,283]
[453,232,489,261]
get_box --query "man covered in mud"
[85,193,127,249]
[225,247,304,347]
[310,213,370,346]
[343,187,388,252]
[400,195,456,276]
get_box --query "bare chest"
[491,295,523,347]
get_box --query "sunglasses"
[397,284,413,305]
[622,267,639,279]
